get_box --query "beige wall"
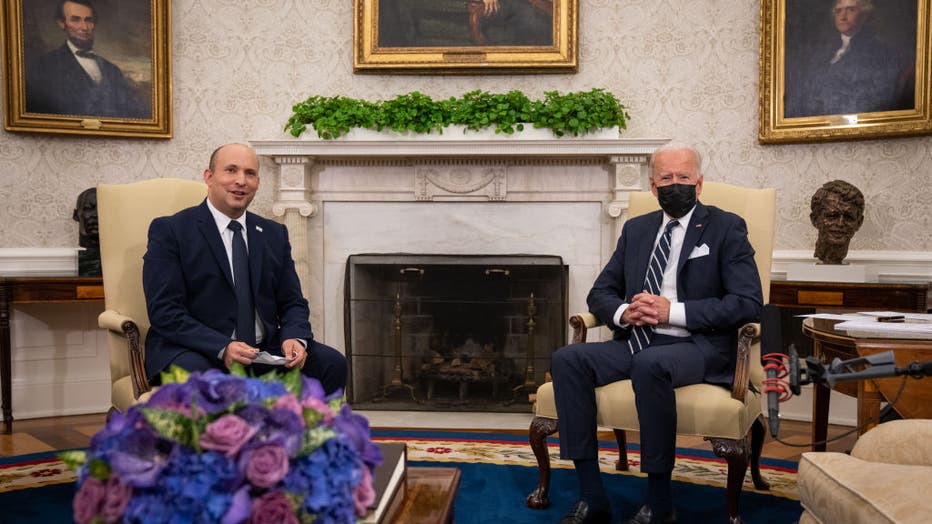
[1,0,930,252]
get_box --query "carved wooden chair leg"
[749,417,770,490]
[612,428,629,471]
[707,435,750,524]
[526,416,559,509]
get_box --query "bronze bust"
[73,187,101,276]
[809,180,865,265]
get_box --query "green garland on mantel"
[284,88,629,139]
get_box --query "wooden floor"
[1,412,857,461]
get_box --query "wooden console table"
[0,276,104,434]
[802,317,932,452]
[770,280,930,312]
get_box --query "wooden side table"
[388,467,461,524]
[802,317,932,452]
[0,276,104,433]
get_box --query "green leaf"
[299,426,336,456]
[160,365,191,385]
[87,458,111,481]
[58,450,88,471]
[229,361,247,377]
[140,407,199,446]
[281,367,303,398]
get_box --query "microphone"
[764,362,780,439]
[760,304,785,439]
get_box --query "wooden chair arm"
[730,323,760,402]
[569,312,601,343]
[98,310,151,398]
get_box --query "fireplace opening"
[345,254,567,412]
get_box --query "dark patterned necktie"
[627,220,679,354]
[75,50,96,58]
[227,221,256,345]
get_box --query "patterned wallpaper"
[1,0,930,252]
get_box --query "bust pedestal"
[785,262,878,283]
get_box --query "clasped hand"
[621,291,671,327]
[223,338,308,369]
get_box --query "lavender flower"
[67,367,377,524]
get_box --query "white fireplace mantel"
[249,135,669,350]
[250,136,668,159]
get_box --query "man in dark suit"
[142,143,347,395]
[552,142,763,524]
[25,0,148,118]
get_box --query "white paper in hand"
[253,351,288,365]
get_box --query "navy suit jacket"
[587,202,763,385]
[25,44,148,118]
[142,200,313,380]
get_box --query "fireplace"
[250,136,665,412]
[345,254,566,412]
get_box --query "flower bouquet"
[61,365,382,524]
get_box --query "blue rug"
[0,430,801,523]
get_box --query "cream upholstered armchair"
[97,178,206,415]
[798,419,932,524]
[526,182,776,524]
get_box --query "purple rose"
[100,475,133,522]
[200,414,256,457]
[73,477,105,524]
[242,444,289,488]
[353,465,376,517]
[251,491,298,524]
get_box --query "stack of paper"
[797,311,932,339]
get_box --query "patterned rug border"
[0,432,799,501]
[372,436,799,500]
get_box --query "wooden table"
[387,467,461,524]
[802,317,932,451]
[770,280,930,312]
[0,276,104,433]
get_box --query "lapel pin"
[695,224,703,229]
[255,225,263,232]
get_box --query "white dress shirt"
[67,41,102,84]
[613,206,694,338]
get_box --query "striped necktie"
[627,219,679,354]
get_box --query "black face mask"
[656,183,697,218]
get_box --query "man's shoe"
[557,500,612,524]
[622,505,677,524]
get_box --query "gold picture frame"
[353,0,577,74]
[759,0,931,144]
[1,0,171,138]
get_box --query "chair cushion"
[534,380,760,439]
[850,419,932,467]
[111,376,136,414]
[799,451,932,524]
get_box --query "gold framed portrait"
[353,0,578,74]
[759,0,931,144]
[1,0,171,138]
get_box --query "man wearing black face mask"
[550,142,762,524]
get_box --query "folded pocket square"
[688,243,710,259]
